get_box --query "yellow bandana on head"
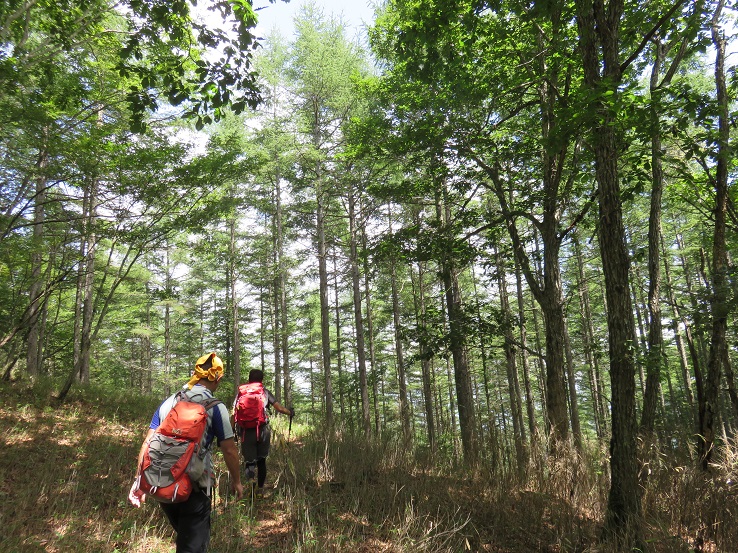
[187,352,224,389]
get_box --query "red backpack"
[234,382,267,439]
[136,391,221,503]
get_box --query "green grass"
[0,381,735,552]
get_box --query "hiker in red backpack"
[232,369,294,495]
[128,352,243,553]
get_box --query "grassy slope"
[0,381,733,552]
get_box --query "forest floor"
[0,381,732,552]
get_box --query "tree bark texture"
[575,0,643,539]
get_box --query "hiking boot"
[245,466,256,482]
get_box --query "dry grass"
[0,381,735,552]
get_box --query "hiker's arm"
[135,428,156,476]
[272,401,292,416]
[129,428,156,507]
[220,438,244,500]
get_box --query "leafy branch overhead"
[119,0,264,131]
[0,0,269,132]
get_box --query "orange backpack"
[136,391,221,503]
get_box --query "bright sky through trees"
[254,0,376,40]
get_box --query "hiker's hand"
[231,481,244,501]
[128,480,146,508]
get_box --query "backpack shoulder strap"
[179,388,221,411]
[200,398,222,411]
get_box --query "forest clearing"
[2,0,738,551]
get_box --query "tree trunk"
[482,156,571,446]
[59,175,98,399]
[78,176,97,385]
[562,314,582,450]
[259,285,267,374]
[699,1,729,469]
[164,244,172,391]
[722,346,738,421]
[362,230,381,435]
[573,233,605,438]
[445,355,459,459]
[415,259,437,452]
[229,216,241,391]
[144,298,152,393]
[332,250,346,421]
[641,41,667,433]
[316,175,333,428]
[279,239,291,407]
[272,251,282,398]
[472,264,496,455]
[272,258,282,400]
[530,292,549,434]
[678,235,709,372]
[26,138,49,379]
[72,185,88,383]
[495,246,527,471]
[438,187,477,463]
[514,253,539,445]
[388,205,411,444]
[629,261,647,398]
[575,0,642,539]
[662,235,695,410]
[349,187,371,437]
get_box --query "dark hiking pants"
[159,489,211,553]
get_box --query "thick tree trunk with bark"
[575,0,642,540]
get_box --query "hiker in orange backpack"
[128,352,243,553]
[232,368,294,496]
